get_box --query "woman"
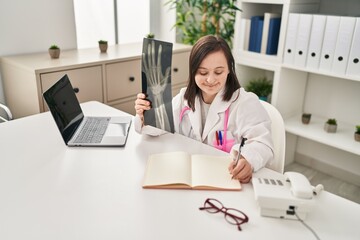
[134,35,274,183]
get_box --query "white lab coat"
[134,87,274,172]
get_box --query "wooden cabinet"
[0,42,191,118]
[233,0,360,185]
[172,52,189,96]
[40,66,103,111]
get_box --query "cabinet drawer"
[105,59,141,102]
[111,98,137,116]
[40,66,103,110]
[172,51,190,86]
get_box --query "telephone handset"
[284,171,324,198]
[284,171,313,199]
[252,171,324,219]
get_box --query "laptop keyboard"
[74,117,110,143]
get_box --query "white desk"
[0,101,359,240]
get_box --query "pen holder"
[213,139,235,153]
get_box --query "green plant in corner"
[245,77,273,101]
[98,40,107,44]
[166,0,241,47]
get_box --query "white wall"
[150,0,176,42]
[73,0,115,48]
[0,0,77,103]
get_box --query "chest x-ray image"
[141,38,175,133]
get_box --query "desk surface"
[0,101,359,240]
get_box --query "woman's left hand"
[228,158,253,183]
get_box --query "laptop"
[43,74,132,147]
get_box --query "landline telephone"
[252,171,324,220]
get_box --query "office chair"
[260,100,286,174]
[0,103,13,123]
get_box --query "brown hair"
[184,35,240,111]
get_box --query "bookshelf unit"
[234,0,360,185]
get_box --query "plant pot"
[99,43,108,53]
[259,96,268,101]
[48,49,60,59]
[302,113,311,124]
[355,133,360,142]
[324,123,337,133]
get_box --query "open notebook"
[143,151,241,191]
[43,74,132,147]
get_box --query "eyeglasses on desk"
[199,198,249,231]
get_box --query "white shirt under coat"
[134,87,274,172]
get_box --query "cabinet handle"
[73,87,79,93]
[129,76,135,82]
[173,67,178,72]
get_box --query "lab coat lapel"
[201,89,229,141]
[187,97,202,140]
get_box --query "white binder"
[331,16,356,75]
[346,18,360,76]
[319,16,341,72]
[261,12,281,54]
[240,18,251,51]
[283,13,299,65]
[306,15,326,70]
[294,14,313,68]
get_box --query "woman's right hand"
[134,93,151,125]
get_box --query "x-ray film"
[141,38,175,133]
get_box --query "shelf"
[235,50,281,71]
[282,64,360,82]
[241,0,287,4]
[285,115,360,156]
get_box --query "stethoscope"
[178,105,231,152]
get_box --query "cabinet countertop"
[0,42,192,73]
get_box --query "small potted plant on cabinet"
[302,113,312,124]
[48,44,60,59]
[324,118,337,133]
[98,40,108,53]
[245,77,273,102]
[355,125,360,142]
[146,33,155,39]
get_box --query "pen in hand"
[232,137,247,180]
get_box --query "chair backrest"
[0,103,13,123]
[260,100,286,173]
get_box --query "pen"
[215,131,219,145]
[218,131,223,145]
[232,137,247,179]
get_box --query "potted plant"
[245,77,273,101]
[146,33,155,39]
[166,0,241,47]
[302,113,312,124]
[355,125,360,142]
[48,44,60,59]
[324,118,337,133]
[98,40,108,53]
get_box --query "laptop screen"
[43,74,84,144]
